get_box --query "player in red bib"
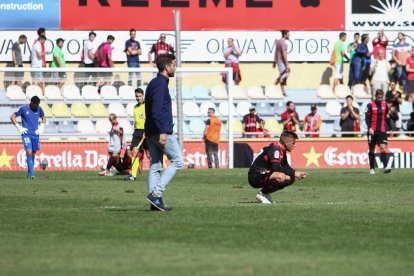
[248,131,309,204]
[365,89,397,174]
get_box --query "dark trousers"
[205,139,219,169]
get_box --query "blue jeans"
[127,62,141,87]
[394,66,408,93]
[147,134,184,197]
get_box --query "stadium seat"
[77,119,96,134]
[81,85,101,100]
[71,102,90,117]
[95,119,112,134]
[319,123,334,138]
[200,101,219,116]
[264,118,283,134]
[119,85,135,100]
[182,87,193,100]
[183,121,191,135]
[188,118,206,134]
[44,121,58,134]
[39,103,53,118]
[317,84,336,99]
[400,100,413,115]
[126,102,135,117]
[6,85,26,100]
[211,85,228,100]
[101,85,120,100]
[118,118,133,135]
[265,85,284,99]
[58,120,76,133]
[51,102,71,117]
[325,101,342,116]
[335,84,351,99]
[232,86,248,100]
[108,102,127,117]
[256,102,275,116]
[0,124,18,135]
[44,85,63,100]
[218,102,237,117]
[352,84,371,99]
[26,85,44,99]
[226,119,243,135]
[274,101,286,116]
[247,85,266,99]
[236,101,252,116]
[0,106,12,122]
[62,85,82,100]
[89,102,108,117]
[182,102,201,116]
[192,85,210,100]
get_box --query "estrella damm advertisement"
[0,0,60,29]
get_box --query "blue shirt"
[145,73,173,135]
[15,105,44,136]
[125,39,141,63]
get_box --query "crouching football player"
[248,130,309,204]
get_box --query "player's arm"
[314,115,322,131]
[223,47,232,58]
[12,49,17,66]
[268,147,295,177]
[54,52,61,67]
[292,113,300,125]
[282,47,289,70]
[203,119,210,140]
[281,113,290,126]
[365,104,373,133]
[10,110,27,134]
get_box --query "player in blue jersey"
[10,96,45,179]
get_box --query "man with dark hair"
[406,112,414,137]
[145,54,183,211]
[248,130,309,204]
[281,101,299,132]
[11,34,27,86]
[51,38,66,88]
[148,33,175,71]
[203,108,222,169]
[96,35,115,87]
[83,31,97,84]
[365,89,397,174]
[31,35,48,90]
[125,28,142,87]
[347,32,360,88]
[392,32,410,93]
[333,32,348,91]
[340,95,360,137]
[242,106,264,138]
[352,34,371,85]
[273,30,290,96]
[10,96,45,179]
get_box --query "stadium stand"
[182,87,193,100]
[44,121,58,134]
[317,84,336,99]
[218,102,237,117]
[264,85,284,99]
[183,102,201,116]
[192,85,210,100]
[200,101,219,116]
[119,85,135,100]
[26,85,44,99]
[256,102,275,116]
[118,118,133,135]
[108,102,127,117]
[71,102,90,118]
[334,84,351,99]
[77,119,96,134]
[40,102,53,118]
[58,120,76,133]
[63,85,82,100]
[44,85,63,100]
[0,106,11,123]
[236,102,251,116]
[101,85,120,100]
[226,120,243,135]
[89,103,108,117]
[6,85,26,100]
[232,86,248,100]
[52,102,71,118]
[81,85,100,100]
[189,118,205,134]
[95,119,112,134]
[247,85,266,99]
[211,85,228,100]
[352,84,371,99]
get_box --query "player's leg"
[29,136,40,178]
[22,135,34,178]
[261,172,295,196]
[379,139,391,173]
[367,133,377,173]
[248,172,272,204]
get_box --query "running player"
[10,96,45,179]
[365,89,397,174]
[248,130,309,204]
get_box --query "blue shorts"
[22,135,40,152]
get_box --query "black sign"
[351,0,402,14]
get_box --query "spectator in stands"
[34,28,47,68]
[407,93,414,110]
[11,34,27,86]
[281,101,299,132]
[242,106,264,138]
[203,108,222,169]
[125,29,142,87]
[370,49,391,97]
[51,38,66,89]
[223,38,242,85]
[385,81,403,135]
[372,30,388,59]
[351,34,371,86]
[273,30,290,96]
[347,32,360,89]
[148,33,175,73]
[392,32,411,93]
[31,35,48,91]
[303,105,322,138]
[99,113,125,176]
[112,75,125,91]
[96,35,115,88]
[83,31,97,84]
[405,46,414,95]
[256,119,270,138]
[406,112,414,137]
[333,32,348,92]
[340,95,360,137]
[386,104,398,134]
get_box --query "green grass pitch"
[1,169,413,275]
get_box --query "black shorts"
[248,171,272,188]
[131,129,148,150]
[368,132,388,148]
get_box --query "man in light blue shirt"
[10,96,46,179]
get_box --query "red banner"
[60,0,345,30]
[0,139,413,171]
